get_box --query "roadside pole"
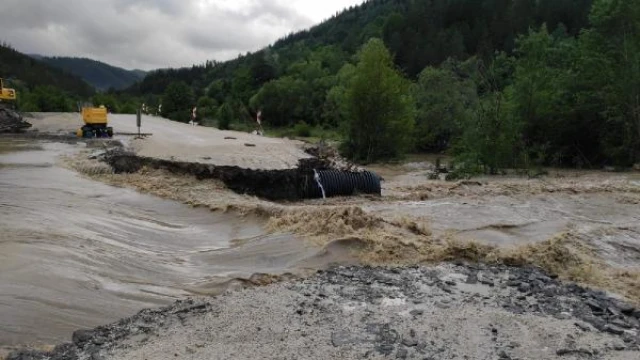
[136,109,142,138]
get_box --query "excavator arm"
[0,78,17,102]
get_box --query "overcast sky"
[1,0,364,71]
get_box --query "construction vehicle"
[76,104,114,138]
[0,78,17,107]
[0,78,31,132]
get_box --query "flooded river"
[0,139,317,346]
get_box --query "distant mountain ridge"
[37,56,147,91]
[0,44,94,97]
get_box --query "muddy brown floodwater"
[0,139,329,348]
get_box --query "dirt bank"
[99,149,378,201]
[8,265,640,360]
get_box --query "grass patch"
[264,124,343,143]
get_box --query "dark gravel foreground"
[8,264,640,360]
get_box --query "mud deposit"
[0,139,344,349]
[9,265,640,360]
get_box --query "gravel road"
[8,264,640,360]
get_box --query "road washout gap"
[61,147,640,306]
[99,145,381,201]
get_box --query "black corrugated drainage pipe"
[300,170,382,199]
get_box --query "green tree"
[162,81,194,122]
[250,54,277,87]
[92,93,120,113]
[413,60,478,152]
[509,25,581,165]
[216,99,234,130]
[578,0,640,164]
[455,60,523,174]
[196,96,218,124]
[322,64,355,129]
[249,76,311,127]
[207,79,229,104]
[20,86,74,112]
[342,38,415,162]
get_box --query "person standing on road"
[190,106,198,126]
[255,110,264,135]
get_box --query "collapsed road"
[101,148,382,200]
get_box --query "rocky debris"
[0,105,31,133]
[303,142,360,172]
[7,299,212,360]
[8,264,640,360]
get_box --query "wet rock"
[612,343,627,351]
[622,331,639,344]
[617,303,635,315]
[377,326,399,344]
[605,324,625,335]
[376,344,395,356]
[611,319,631,329]
[466,273,478,284]
[91,336,106,346]
[87,150,107,160]
[331,331,359,346]
[72,329,95,346]
[586,317,607,331]
[633,310,640,319]
[586,299,604,312]
[608,306,622,317]
[90,352,105,360]
[575,322,592,332]
[401,336,418,347]
[518,283,532,293]
[556,348,593,356]
[480,278,495,287]
[434,301,451,309]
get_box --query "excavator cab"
[0,78,17,107]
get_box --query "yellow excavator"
[0,78,17,107]
[76,104,114,138]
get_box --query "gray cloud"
[0,0,364,70]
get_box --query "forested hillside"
[115,0,639,168]
[40,57,146,91]
[1,43,95,111]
